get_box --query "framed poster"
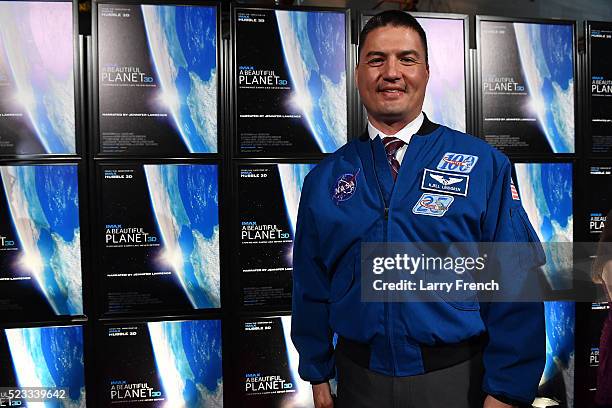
[98,319,222,407]
[512,161,574,406]
[236,316,314,407]
[0,164,82,319]
[0,325,85,407]
[97,162,220,314]
[95,2,219,155]
[587,21,612,155]
[0,1,78,156]
[236,163,315,308]
[478,17,576,155]
[233,6,349,156]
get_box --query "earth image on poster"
[275,10,347,153]
[6,325,86,407]
[0,1,75,153]
[514,23,574,153]
[148,320,222,407]
[278,163,316,235]
[514,162,573,290]
[144,164,220,309]
[142,5,217,153]
[540,301,575,407]
[0,165,82,315]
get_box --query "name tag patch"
[421,169,469,197]
[412,193,454,217]
[436,152,479,174]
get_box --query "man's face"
[356,25,429,125]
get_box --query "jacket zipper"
[371,152,396,376]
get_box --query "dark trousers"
[336,347,485,408]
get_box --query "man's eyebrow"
[365,51,386,58]
[365,49,421,58]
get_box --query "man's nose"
[382,58,401,80]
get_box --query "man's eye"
[401,57,416,64]
[368,58,384,66]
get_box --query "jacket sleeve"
[290,174,336,383]
[479,159,547,405]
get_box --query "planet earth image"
[0,1,75,153]
[278,163,316,236]
[514,162,573,290]
[276,10,347,153]
[5,325,85,407]
[0,165,82,315]
[142,5,217,153]
[417,17,466,132]
[148,320,222,407]
[144,164,220,309]
[514,22,574,153]
[540,301,575,407]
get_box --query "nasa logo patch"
[332,169,360,204]
[412,193,455,217]
[436,152,479,174]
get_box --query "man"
[291,10,545,408]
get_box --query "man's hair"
[358,10,428,68]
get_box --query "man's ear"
[354,65,359,89]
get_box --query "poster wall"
[97,3,218,155]
[98,163,220,314]
[0,325,85,407]
[479,19,575,154]
[513,162,574,407]
[0,1,76,155]
[359,13,468,132]
[99,319,222,407]
[234,8,348,155]
[0,164,82,318]
[588,22,612,155]
[237,163,315,308]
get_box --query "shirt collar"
[367,112,424,145]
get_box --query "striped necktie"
[382,136,406,181]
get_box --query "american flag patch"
[511,180,520,201]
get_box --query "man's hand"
[312,382,334,408]
[484,395,516,408]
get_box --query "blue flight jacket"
[291,118,546,404]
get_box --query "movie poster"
[99,163,220,314]
[589,22,612,154]
[237,316,313,407]
[100,319,222,407]
[238,164,315,308]
[360,14,467,132]
[513,162,574,407]
[0,165,82,319]
[0,325,85,407]
[587,302,609,404]
[480,20,575,154]
[0,1,76,155]
[586,165,612,239]
[234,8,347,155]
[97,4,217,154]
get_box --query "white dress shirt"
[367,112,424,165]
